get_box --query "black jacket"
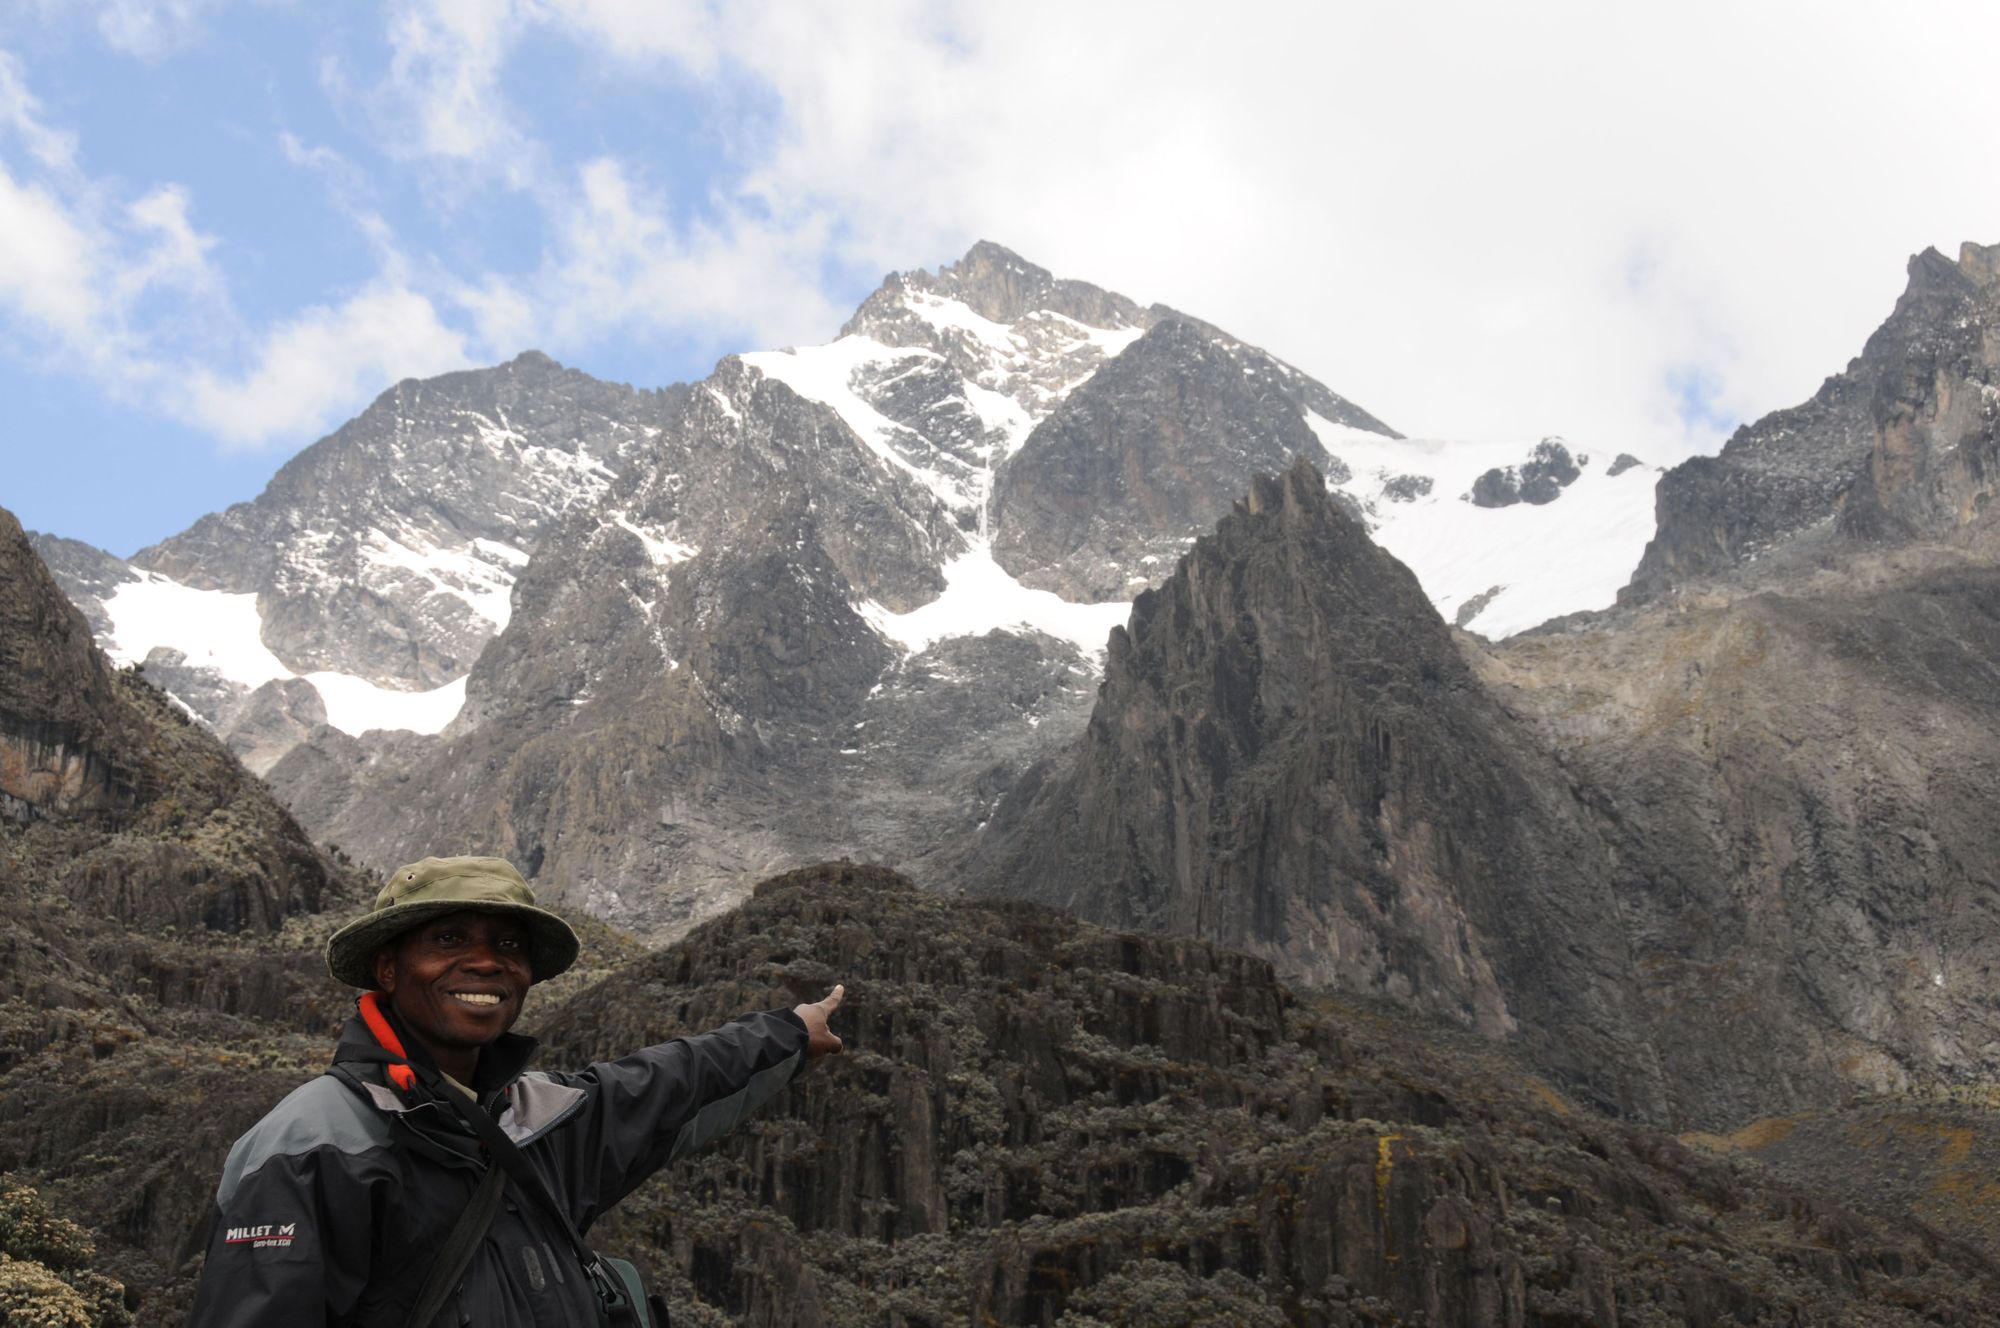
[190,1005,809,1326]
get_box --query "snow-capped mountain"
[38,240,1662,923]
[35,353,674,764]
[964,239,2000,1131]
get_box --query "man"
[191,855,841,1325]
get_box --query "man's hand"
[794,984,845,1059]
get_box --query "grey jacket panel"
[669,1052,802,1163]
[189,1007,810,1326]
[503,1070,589,1145]
[216,1076,392,1208]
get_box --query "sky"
[3,1,1999,557]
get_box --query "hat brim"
[325,899,580,990]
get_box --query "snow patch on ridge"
[611,512,698,566]
[961,380,1035,455]
[361,530,521,630]
[102,572,468,736]
[856,541,1129,660]
[904,290,1017,353]
[739,340,976,509]
[1304,413,1657,638]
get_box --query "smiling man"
[190,855,842,1326]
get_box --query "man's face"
[374,911,533,1061]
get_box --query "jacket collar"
[331,1001,540,1106]
[328,1002,585,1147]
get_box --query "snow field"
[1305,414,1658,638]
[102,572,469,736]
[856,541,1131,660]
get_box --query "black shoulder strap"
[404,1160,504,1328]
[339,1038,644,1322]
[403,1060,638,1318]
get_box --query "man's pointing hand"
[794,983,845,1059]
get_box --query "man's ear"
[373,946,398,994]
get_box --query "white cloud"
[529,156,843,351]
[0,51,77,170]
[91,0,226,58]
[374,0,538,187]
[15,1,2000,474]
[0,50,468,449]
[433,0,2000,462]
[438,156,842,364]
[120,185,220,299]
[178,282,471,445]
[0,163,107,347]
[0,51,199,369]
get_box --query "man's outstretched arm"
[549,984,845,1226]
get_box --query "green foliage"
[0,1254,93,1328]
[0,1181,93,1272]
[0,1181,127,1328]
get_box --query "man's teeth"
[451,993,502,1006]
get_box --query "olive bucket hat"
[325,855,581,990]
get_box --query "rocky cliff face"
[964,432,2000,1132]
[989,318,1384,600]
[1625,242,2000,603]
[0,507,346,934]
[1481,554,2000,1129]
[962,462,1662,1119]
[0,509,369,1320]
[527,862,2000,1327]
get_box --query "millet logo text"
[224,1223,297,1248]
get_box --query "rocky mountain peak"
[1958,239,2000,287]
[988,317,1393,600]
[1623,239,2000,603]
[37,350,686,775]
[1239,451,1324,518]
[969,458,1660,1116]
[846,240,1152,339]
[1902,245,1972,298]
[501,347,564,375]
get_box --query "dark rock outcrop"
[966,460,1661,1119]
[529,862,2000,1327]
[1624,242,2000,604]
[1468,439,1583,507]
